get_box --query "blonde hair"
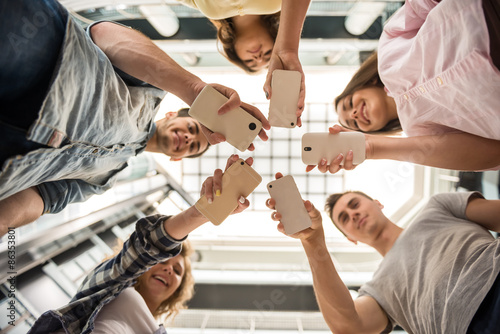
[104,239,195,321]
[135,240,195,320]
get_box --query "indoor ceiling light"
[139,4,179,37]
[344,2,386,36]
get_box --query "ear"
[164,111,177,120]
[347,237,358,245]
[170,157,182,162]
[374,199,384,210]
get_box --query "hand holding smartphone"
[189,85,262,151]
[267,175,312,235]
[195,158,262,225]
[301,132,366,166]
[269,70,301,128]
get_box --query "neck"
[370,220,403,256]
[137,288,160,315]
[386,93,399,124]
[231,15,261,33]
[144,122,160,153]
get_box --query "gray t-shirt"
[358,192,500,334]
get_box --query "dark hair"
[210,13,281,74]
[176,108,211,158]
[324,191,373,235]
[334,52,402,133]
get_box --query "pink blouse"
[378,0,500,140]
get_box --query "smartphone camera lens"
[269,185,272,188]
[249,123,257,130]
[240,161,244,165]
[291,122,295,126]
[304,147,312,151]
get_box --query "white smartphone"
[268,70,301,128]
[301,132,366,165]
[189,85,262,152]
[195,159,262,225]
[267,175,312,235]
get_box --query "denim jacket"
[27,214,183,334]
[0,16,166,214]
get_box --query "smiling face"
[330,192,387,244]
[155,112,209,161]
[233,20,274,72]
[336,86,398,132]
[137,255,185,313]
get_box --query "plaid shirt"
[28,214,184,334]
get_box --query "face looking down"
[336,86,398,132]
[156,112,209,161]
[137,254,185,311]
[233,19,274,72]
[331,192,386,244]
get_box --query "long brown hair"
[210,13,281,73]
[135,240,195,320]
[334,52,402,133]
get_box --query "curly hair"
[135,239,195,321]
[334,52,402,133]
[210,13,280,73]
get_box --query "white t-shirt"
[92,287,160,334]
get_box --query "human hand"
[266,173,324,241]
[263,51,305,127]
[305,124,368,174]
[199,154,252,213]
[197,83,270,151]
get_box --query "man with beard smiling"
[267,185,500,333]
[0,0,269,237]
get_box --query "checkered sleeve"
[75,214,184,298]
[28,214,185,334]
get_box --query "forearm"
[466,196,500,232]
[275,0,311,51]
[163,205,209,240]
[90,22,205,105]
[368,133,500,171]
[301,237,364,333]
[0,187,44,237]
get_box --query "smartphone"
[301,132,366,165]
[188,85,262,152]
[267,175,311,235]
[268,70,301,128]
[195,159,262,225]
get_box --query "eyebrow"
[175,263,184,274]
[337,198,357,223]
[193,122,200,135]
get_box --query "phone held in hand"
[301,132,366,166]
[268,70,301,128]
[195,159,262,225]
[267,175,311,235]
[188,85,262,152]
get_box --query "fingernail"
[347,150,353,157]
[336,153,344,161]
[265,91,269,99]
[239,196,245,204]
[320,159,327,165]
[216,190,221,197]
[208,198,213,204]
